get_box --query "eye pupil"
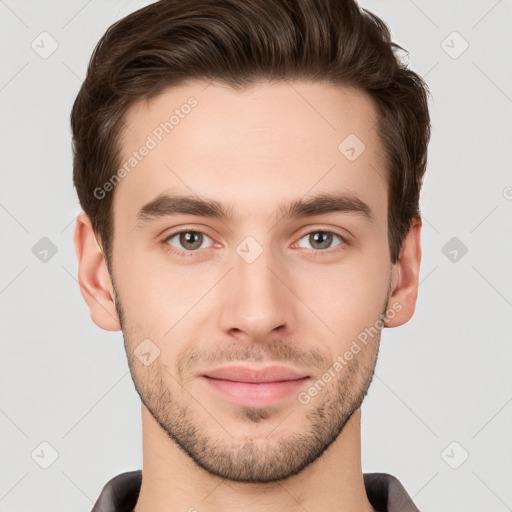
[310,231,332,249]
[180,231,203,250]
[168,229,342,255]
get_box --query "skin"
[74,80,422,512]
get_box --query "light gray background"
[1,0,511,510]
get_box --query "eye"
[294,230,347,251]
[163,230,214,253]
[161,227,348,257]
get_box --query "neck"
[134,406,376,512]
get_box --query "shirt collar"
[91,470,420,512]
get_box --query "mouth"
[201,365,311,407]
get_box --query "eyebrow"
[135,191,375,226]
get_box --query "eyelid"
[291,227,350,252]
[161,224,215,240]
[160,226,217,256]
[293,225,351,244]
[161,224,351,257]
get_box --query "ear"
[384,216,422,328]
[73,212,121,331]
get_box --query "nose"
[218,242,295,343]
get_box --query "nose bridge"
[219,235,292,339]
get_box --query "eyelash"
[161,227,350,258]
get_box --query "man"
[71,0,430,511]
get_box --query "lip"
[201,365,311,407]
[202,365,309,383]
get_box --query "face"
[107,80,396,482]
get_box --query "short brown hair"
[71,0,431,267]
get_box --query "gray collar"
[91,470,420,512]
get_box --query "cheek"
[114,252,219,337]
[289,250,390,342]
[113,231,390,342]
[112,227,182,307]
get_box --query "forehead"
[113,80,388,229]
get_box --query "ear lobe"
[73,212,121,331]
[384,217,422,328]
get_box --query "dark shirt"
[90,470,420,512]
